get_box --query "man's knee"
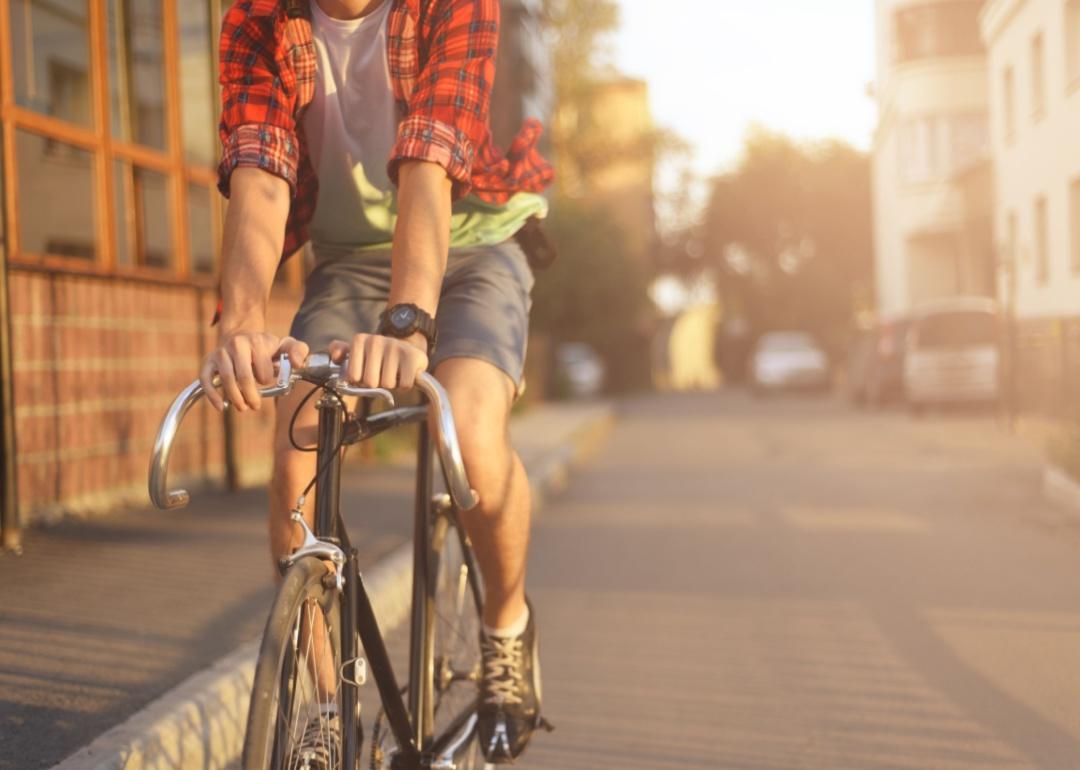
[435,359,517,508]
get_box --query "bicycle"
[150,353,493,770]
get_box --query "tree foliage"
[531,195,653,391]
[530,0,656,391]
[544,0,619,109]
[542,0,622,193]
[690,128,874,357]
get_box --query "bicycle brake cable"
[289,382,353,505]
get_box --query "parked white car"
[750,331,830,393]
[555,342,606,398]
[903,297,1001,411]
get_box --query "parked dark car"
[847,316,911,407]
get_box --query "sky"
[612,0,878,178]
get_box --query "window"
[108,0,167,150]
[1007,210,1019,272]
[2,0,224,278]
[187,184,215,275]
[1067,0,1080,89]
[113,162,172,269]
[893,1,983,64]
[1003,67,1016,143]
[1070,179,1080,273]
[179,1,218,167]
[15,129,96,259]
[898,113,988,184]
[9,0,93,126]
[1032,33,1046,120]
[1035,196,1049,284]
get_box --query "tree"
[693,128,874,361]
[531,0,658,392]
[531,195,652,391]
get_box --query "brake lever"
[219,355,296,409]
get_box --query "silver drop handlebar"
[148,353,478,513]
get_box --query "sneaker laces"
[481,635,525,706]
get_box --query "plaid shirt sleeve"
[388,0,499,199]
[217,2,301,199]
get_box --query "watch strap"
[378,304,438,353]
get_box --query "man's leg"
[432,357,531,630]
[435,356,546,762]
[270,384,322,565]
[270,384,338,698]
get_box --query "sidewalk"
[0,400,613,770]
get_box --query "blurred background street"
[8,0,1080,767]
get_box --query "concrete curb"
[54,403,614,770]
[1043,464,1080,515]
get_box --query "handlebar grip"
[148,380,203,510]
[150,357,296,510]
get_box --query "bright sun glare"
[613,0,878,176]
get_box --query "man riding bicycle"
[199,0,554,762]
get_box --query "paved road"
[524,391,1080,770]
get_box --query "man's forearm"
[388,160,454,316]
[219,168,292,334]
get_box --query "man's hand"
[200,331,310,413]
[328,334,429,391]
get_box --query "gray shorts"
[289,240,535,389]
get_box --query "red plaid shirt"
[217,0,554,260]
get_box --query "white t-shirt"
[303,0,398,248]
[302,0,549,255]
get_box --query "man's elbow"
[232,166,291,209]
[397,159,453,192]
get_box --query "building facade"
[981,0,1080,414]
[0,0,552,549]
[0,0,303,549]
[872,0,995,316]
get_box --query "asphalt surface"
[523,391,1080,769]
[0,463,415,770]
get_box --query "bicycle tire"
[424,511,489,769]
[243,556,352,770]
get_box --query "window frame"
[1002,65,1016,145]
[0,0,225,286]
[1066,0,1080,94]
[1034,195,1049,285]
[1069,177,1080,275]
[1031,31,1046,123]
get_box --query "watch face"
[390,305,418,331]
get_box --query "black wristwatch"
[378,303,438,354]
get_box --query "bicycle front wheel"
[425,511,488,768]
[243,556,350,770]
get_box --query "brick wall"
[9,268,300,525]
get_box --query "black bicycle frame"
[311,391,438,769]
